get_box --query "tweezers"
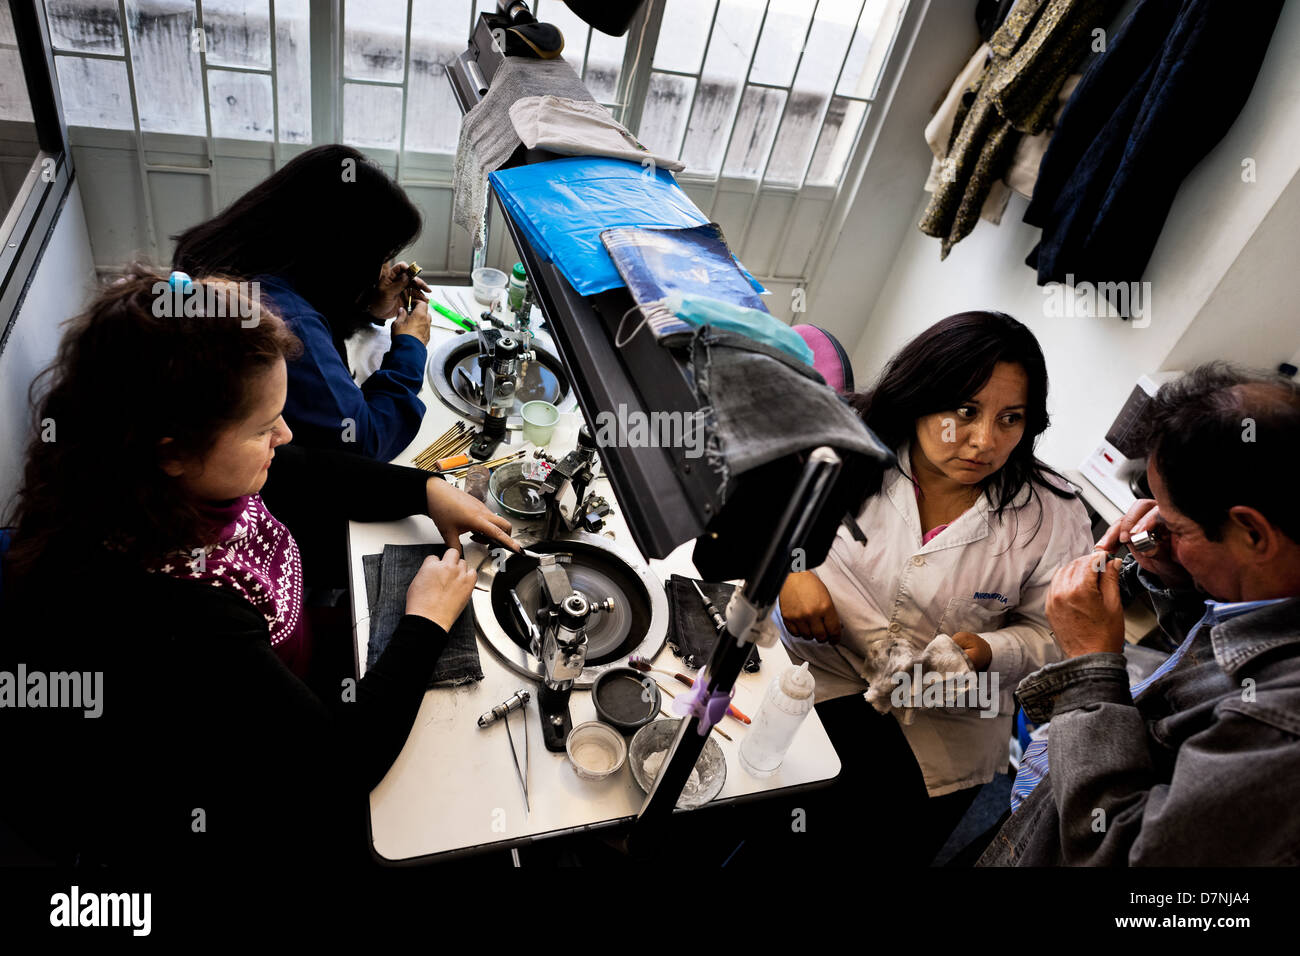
[504,700,529,814]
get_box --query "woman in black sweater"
[0,273,516,868]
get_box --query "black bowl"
[591,666,661,734]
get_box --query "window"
[340,0,627,156]
[44,0,310,141]
[28,0,910,284]
[0,0,74,352]
[640,0,900,188]
[0,3,44,209]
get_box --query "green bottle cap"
[512,262,527,280]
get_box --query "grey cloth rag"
[363,543,482,686]
[509,95,684,171]
[861,633,974,722]
[684,328,892,503]
[452,56,595,242]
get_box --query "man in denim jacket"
[979,364,1300,865]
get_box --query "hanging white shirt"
[767,458,1093,796]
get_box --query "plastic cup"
[471,267,508,305]
[521,400,559,446]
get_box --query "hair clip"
[168,270,193,292]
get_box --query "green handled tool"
[429,299,477,332]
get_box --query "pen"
[429,299,477,332]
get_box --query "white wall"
[817,0,1300,471]
[0,180,97,512]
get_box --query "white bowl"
[566,721,627,780]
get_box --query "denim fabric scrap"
[665,574,760,672]
[364,543,482,686]
[684,328,892,505]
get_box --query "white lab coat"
[771,457,1093,796]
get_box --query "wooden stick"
[415,437,469,468]
[414,423,467,464]
[438,449,525,474]
[418,429,465,460]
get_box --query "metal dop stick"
[478,688,531,728]
[480,689,532,814]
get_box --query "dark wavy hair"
[2,271,302,586]
[1143,362,1300,543]
[847,310,1074,523]
[172,144,421,335]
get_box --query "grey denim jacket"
[979,562,1300,866]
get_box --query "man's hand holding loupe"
[1095,498,1192,588]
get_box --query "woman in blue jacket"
[173,144,432,462]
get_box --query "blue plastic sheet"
[489,157,765,298]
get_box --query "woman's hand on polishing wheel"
[426,477,518,556]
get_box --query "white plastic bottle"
[739,661,815,777]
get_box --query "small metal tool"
[477,687,530,728]
[478,688,531,813]
[690,579,759,673]
[691,579,726,633]
[403,261,423,312]
[510,587,541,652]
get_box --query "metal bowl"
[426,330,578,425]
[488,458,552,519]
[628,718,726,809]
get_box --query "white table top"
[347,285,841,863]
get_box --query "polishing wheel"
[426,333,579,425]
[473,533,668,687]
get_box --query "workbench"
[345,286,842,862]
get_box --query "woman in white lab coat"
[766,311,1093,865]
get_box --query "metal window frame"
[619,0,907,283]
[30,0,910,285]
[642,0,882,192]
[0,0,74,359]
[44,0,290,263]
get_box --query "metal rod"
[341,76,405,88]
[194,0,221,215]
[735,0,823,254]
[308,0,339,143]
[704,0,771,218]
[615,0,664,134]
[769,0,866,273]
[335,0,346,141]
[140,163,214,175]
[115,0,160,262]
[201,61,273,76]
[578,11,594,82]
[269,0,281,170]
[793,0,866,191]
[635,447,842,830]
[672,0,721,165]
[395,0,414,185]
